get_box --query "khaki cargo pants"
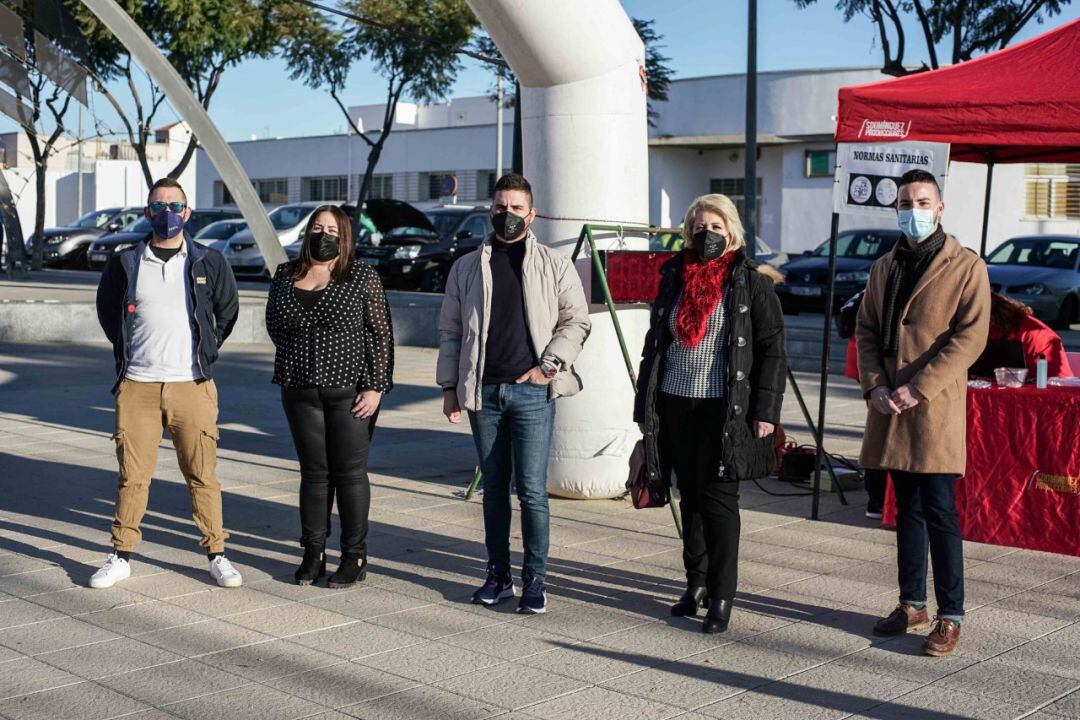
[111,379,228,553]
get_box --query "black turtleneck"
[481,238,537,385]
[149,244,182,263]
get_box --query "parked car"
[224,202,330,279]
[776,228,904,313]
[354,201,492,292]
[986,235,1079,329]
[194,219,248,253]
[649,230,789,268]
[29,207,142,268]
[282,204,373,263]
[87,208,241,270]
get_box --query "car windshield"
[128,217,152,233]
[268,205,312,231]
[987,238,1079,269]
[72,209,121,229]
[424,212,466,238]
[811,231,898,259]
[196,222,245,240]
[385,226,438,242]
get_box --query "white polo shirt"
[125,243,202,382]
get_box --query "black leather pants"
[281,386,371,555]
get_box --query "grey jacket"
[436,231,591,411]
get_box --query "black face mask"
[492,211,527,241]
[692,229,727,262]
[308,231,340,262]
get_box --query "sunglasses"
[148,201,187,214]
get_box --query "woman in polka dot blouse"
[265,205,394,588]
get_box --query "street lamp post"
[744,0,757,259]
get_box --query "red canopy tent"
[806,19,1080,519]
[835,17,1080,165]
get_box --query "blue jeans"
[892,471,965,618]
[468,382,555,584]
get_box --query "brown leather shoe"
[924,618,961,656]
[873,604,932,636]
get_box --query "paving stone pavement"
[0,341,1077,720]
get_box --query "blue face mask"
[897,208,937,241]
[150,209,186,240]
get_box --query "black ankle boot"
[671,586,709,617]
[702,598,733,634]
[327,553,367,589]
[294,547,325,585]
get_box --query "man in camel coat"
[856,168,990,657]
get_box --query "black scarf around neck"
[881,226,947,355]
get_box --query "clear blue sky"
[4,0,1079,142]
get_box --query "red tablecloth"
[883,384,1080,556]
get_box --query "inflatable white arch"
[467,0,651,498]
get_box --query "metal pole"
[786,366,846,504]
[76,105,83,217]
[743,0,757,259]
[495,75,504,179]
[978,159,994,259]
[512,80,523,175]
[464,466,483,500]
[346,128,352,202]
[811,212,841,520]
[80,0,285,268]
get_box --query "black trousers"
[282,386,371,555]
[865,469,887,507]
[891,470,964,617]
[659,392,740,601]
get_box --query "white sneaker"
[89,553,131,589]
[209,555,243,588]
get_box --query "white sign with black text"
[832,141,950,215]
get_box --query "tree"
[632,18,674,126]
[792,0,1072,76]
[6,20,77,270]
[284,0,478,207]
[68,0,290,185]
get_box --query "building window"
[423,172,454,201]
[708,177,763,229]
[805,150,837,178]
[214,181,235,206]
[254,178,289,204]
[301,175,347,202]
[369,174,393,200]
[1025,164,1080,219]
[477,170,497,200]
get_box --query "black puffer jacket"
[634,251,787,485]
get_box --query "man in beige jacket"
[856,169,990,657]
[437,173,590,614]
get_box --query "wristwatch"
[540,354,561,379]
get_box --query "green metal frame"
[571,223,684,537]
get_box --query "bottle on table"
[1036,354,1048,389]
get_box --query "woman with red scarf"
[634,194,787,634]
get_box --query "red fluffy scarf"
[675,250,737,348]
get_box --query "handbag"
[627,440,668,509]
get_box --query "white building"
[196,69,1079,254]
[197,95,514,212]
[1,123,198,236]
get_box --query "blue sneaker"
[472,568,515,606]
[517,578,547,614]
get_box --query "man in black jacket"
[90,177,242,589]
